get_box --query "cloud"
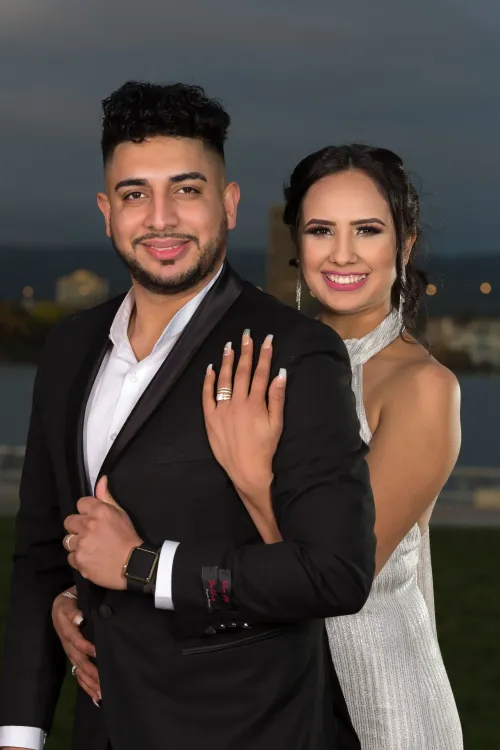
[1,0,499,252]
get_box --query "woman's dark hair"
[283,144,427,333]
[101,81,230,165]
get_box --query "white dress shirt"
[0,266,222,750]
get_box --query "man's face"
[97,136,240,295]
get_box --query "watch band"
[123,543,159,594]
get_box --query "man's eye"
[178,187,200,195]
[124,192,145,201]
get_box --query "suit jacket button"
[204,625,217,635]
[98,604,112,619]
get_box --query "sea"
[0,365,498,468]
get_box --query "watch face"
[127,547,157,583]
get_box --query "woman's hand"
[51,587,101,705]
[202,330,286,542]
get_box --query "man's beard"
[110,215,228,295]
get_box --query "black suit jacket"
[0,266,376,750]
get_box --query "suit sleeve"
[0,333,74,732]
[171,322,376,632]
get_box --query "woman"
[52,144,463,748]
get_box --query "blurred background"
[0,1,499,747]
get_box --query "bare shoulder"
[380,339,461,418]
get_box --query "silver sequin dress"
[326,311,463,749]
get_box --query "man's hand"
[63,477,142,589]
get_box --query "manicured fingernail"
[93,698,101,708]
[75,614,84,626]
[263,334,274,349]
[206,363,213,374]
[224,341,232,355]
[278,368,287,382]
[242,329,251,345]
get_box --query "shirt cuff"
[154,540,180,610]
[0,725,46,749]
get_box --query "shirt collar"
[109,263,224,357]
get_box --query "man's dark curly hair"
[101,81,231,164]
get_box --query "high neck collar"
[343,309,403,366]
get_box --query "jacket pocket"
[181,627,286,656]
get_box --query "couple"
[0,81,462,749]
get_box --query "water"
[0,365,498,468]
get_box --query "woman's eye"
[357,225,382,236]
[306,226,332,236]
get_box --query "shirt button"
[129,373,138,382]
[98,604,113,619]
[110,433,117,441]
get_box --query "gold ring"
[216,388,232,402]
[63,534,76,553]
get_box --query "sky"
[1,0,499,256]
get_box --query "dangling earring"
[398,256,406,321]
[295,259,302,310]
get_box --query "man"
[0,82,375,750]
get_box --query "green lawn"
[0,521,499,749]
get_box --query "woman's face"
[298,169,400,316]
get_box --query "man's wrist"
[123,542,160,594]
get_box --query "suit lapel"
[95,264,243,488]
[65,300,123,499]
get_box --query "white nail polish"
[278,368,287,380]
[75,614,84,626]
[264,334,274,349]
[206,363,213,373]
[224,341,232,355]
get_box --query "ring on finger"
[63,534,76,553]
[71,664,78,678]
[216,387,233,402]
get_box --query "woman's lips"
[322,272,368,292]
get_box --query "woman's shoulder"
[377,339,460,418]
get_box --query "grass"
[0,521,499,749]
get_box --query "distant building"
[56,269,109,309]
[427,316,500,369]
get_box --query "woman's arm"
[368,362,461,575]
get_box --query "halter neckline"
[343,310,402,366]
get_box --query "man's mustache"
[132,233,198,248]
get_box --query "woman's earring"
[295,260,302,310]
[398,257,406,319]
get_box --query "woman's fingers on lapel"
[216,341,235,404]
[202,363,217,417]
[233,329,253,399]
[268,369,287,430]
[249,335,273,402]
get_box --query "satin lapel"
[65,300,123,499]
[96,265,244,487]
